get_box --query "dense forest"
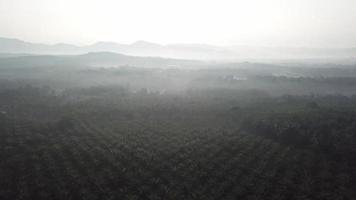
[1,60,356,199]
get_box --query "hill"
[1,37,356,62]
[0,52,201,69]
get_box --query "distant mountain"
[0,52,201,69]
[0,53,31,58]
[0,37,83,55]
[1,37,356,62]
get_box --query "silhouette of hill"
[0,52,201,68]
[1,37,356,62]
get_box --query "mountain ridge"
[1,37,356,61]
[0,51,202,69]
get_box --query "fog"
[1,0,356,48]
[1,1,356,199]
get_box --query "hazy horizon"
[2,1,356,199]
[1,0,356,48]
[3,36,356,49]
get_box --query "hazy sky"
[0,0,355,47]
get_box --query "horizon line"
[1,36,356,50]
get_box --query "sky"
[0,0,355,47]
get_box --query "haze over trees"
[0,49,356,199]
[1,0,356,199]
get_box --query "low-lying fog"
[1,51,356,97]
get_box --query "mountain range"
[0,52,203,69]
[1,37,356,62]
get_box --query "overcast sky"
[0,0,355,47]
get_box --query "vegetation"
[0,64,356,199]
